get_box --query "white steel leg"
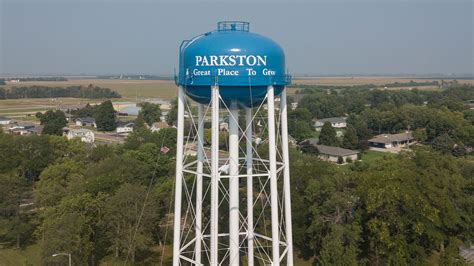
[246,107,254,266]
[172,86,186,266]
[210,85,220,265]
[267,85,280,266]
[229,102,240,265]
[195,104,204,265]
[280,88,294,265]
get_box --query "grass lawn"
[361,150,389,162]
[0,244,42,266]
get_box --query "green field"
[3,79,178,101]
[0,79,178,119]
[361,150,389,162]
[0,244,42,266]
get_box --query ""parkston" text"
[195,55,267,67]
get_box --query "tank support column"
[210,85,220,265]
[246,107,254,266]
[229,101,240,265]
[172,86,186,266]
[267,85,280,266]
[195,104,204,265]
[280,88,294,265]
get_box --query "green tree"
[138,102,162,126]
[319,122,339,146]
[35,160,85,208]
[319,226,358,265]
[166,99,178,126]
[287,108,314,142]
[288,120,314,142]
[38,110,67,135]
[342,125,358,150]
[38,193,106,265]
[432,133,455,154]
[413,128,428,142]
[103,183,159,262]
[355,148,472,264]
[0,174,35,249]
[133,113,146,131]
[94,100,116,131]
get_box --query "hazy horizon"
[1,0,473,76]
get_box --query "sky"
[1,0,473,76]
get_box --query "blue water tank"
[177,21,291,107]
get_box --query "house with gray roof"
[0,116,11,125]
[314,117,347,131]
[76,117,96,128]
[315,144,359,164]
[369,132,414,149]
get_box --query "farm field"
[293,76,474,86]
[1,76,472,119]
[4,79,178,101]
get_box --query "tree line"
[288,84,474,156]
[0,85,121,99]
[0,127,177,264]
[5,77,68,82]
[0,114,472,265]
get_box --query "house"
[65,128,95,143]
[8,123,41,135]
[160,111,168,122]
[76,117,96,128]
[369,132,414,149]
[315,144,359,164]
[116,121,134,134]
[27,125,44,135]
[150,122,170,132]
[290,102,298,110]
[0,116,11,125]
[314,117,347,131]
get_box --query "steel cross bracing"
[172,85,294,265]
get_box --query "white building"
[116,121,134,134]
[66,128,95,143]
[75,117,97,128]
[314,117,347,131]
[0,116,11,125]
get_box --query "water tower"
[172,21,294,265]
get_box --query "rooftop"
[151,122,170,128]
[316,117,347,124]
[369,132,414,144]
[316,144,359,157]
[77,117,95,123]
[117,121,134,127]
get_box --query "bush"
[337,156,344,164]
